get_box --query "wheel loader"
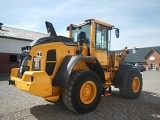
[9,18,142,114]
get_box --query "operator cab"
[67,18,119,54]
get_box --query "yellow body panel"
[29,42,77,81]
[11,70,52,97]
[10,42,77,100]
[11,68,19,77]
[95,50,108,66]
[44,87,62,101]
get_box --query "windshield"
[72,24,90,44]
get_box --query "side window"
[95,24,108,50]
[10,55,18,63]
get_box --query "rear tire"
[119,69,142,99]
[62,70,102,114]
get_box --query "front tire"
[62,70,102,114]
[119,69,142,99]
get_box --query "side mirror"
[115,28,119,38]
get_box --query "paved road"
[142,71,160,93]
[0,71,160,120]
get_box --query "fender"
[53,56,105,86]
[113,64,133,88]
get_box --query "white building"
[0,23,47,73]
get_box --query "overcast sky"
[1,0,160,50]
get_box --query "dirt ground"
[0,71,160,120]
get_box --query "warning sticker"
[32,57,41,70]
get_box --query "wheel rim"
[132,77,140,93]
[80,81,97,104]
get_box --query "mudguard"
[53,56,105,86]
[113,64,133,88]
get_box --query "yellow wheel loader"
[9,18,142,114]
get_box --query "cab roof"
[76,18,114,28]
[67,18,114,31]
[87,18,114,28]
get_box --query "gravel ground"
[0,71,160,120]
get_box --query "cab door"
[94,23,112,66]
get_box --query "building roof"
[0,26,48,41]
[116,46,160,63]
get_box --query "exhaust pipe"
[45,21,57,36]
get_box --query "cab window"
[95,24,110,50]
[72,24,90,45]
